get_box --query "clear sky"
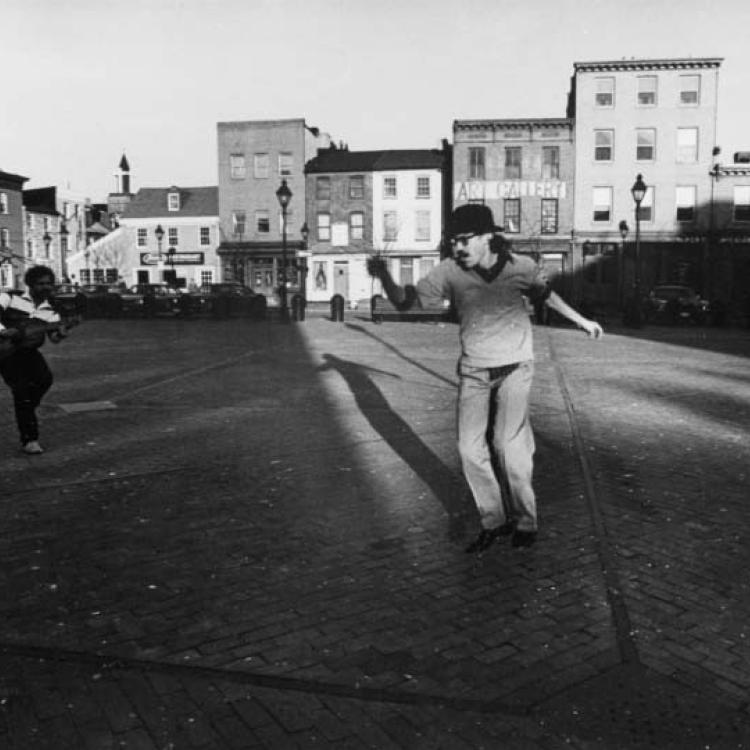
[3,0,749,201]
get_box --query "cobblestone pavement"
[0,314,749,749]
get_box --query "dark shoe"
[512,530,537,549]
[465,522,514,553]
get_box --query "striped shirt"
[0,292,61,333]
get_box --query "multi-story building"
[305,147,446,304]
[569,57,723,306]
[71,185,221,287]
[0,169,28,289]
[21,190,68,281]
[216,118,331,305]
[453,118,575,296]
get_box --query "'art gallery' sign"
[454,181,567,202]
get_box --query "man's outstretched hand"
[581,319,604,339]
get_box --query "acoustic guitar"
[0,316,80,362]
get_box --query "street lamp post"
[618,220,629,312]
[84,249,91,284]
[60,221,69,281]
[275,179,292,321]
[628,174,647,328]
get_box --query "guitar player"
[0,265,70,455]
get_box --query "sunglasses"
[451,234,476,247]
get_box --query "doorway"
[333,261,349,300]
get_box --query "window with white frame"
[349,175,364,199]
[278,152,293,176]
[733,186,750,221]
[383,211,398,241]
[594,130,614,161]
[541,199,558,234]
[317,212,330,241]
[415,211,431,241]
[636,129,656,161]
[592,187,612,222]
[0,228,8,247]
[679,75,700,105]
[137,228,147,247]
[677,128,698,163]
[230,154,246,179]
[416,176,430,198]
[168,227,178,246]
[254,153,269,178]
[383,177,397,199]
[469,147,485,179]
[637,76,657,106]
[675,186,696,221]
[316,176,331,200]
[541,147,559,179]
[595,77,615,107]
[200,227,210,245]
[201,270,213,285]
[168,192,180,211]
[504,199,520,232]
[232,210,246,236]
[637,186,654,222]
[350,212,364,240]
[0,193,7,214]
[255,210,269,233]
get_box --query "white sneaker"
[22,441,44,455]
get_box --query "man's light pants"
[457,360,537,532]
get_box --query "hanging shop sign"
[454,180,568,202]
[140,252,205,266]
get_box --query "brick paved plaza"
[1,313,749,749]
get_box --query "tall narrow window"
[637,186,654,222]
[505,147,522,179]
[677,128,698,163]
[541,147,559,179]
[383,211,398,241]
[594,130,614,161]
[278,153,293,176]
[503,199,520,232]
[349,175,364,199]
[733,186,750,221]
[383,177,397,198]
[468,147,485,179]
[230,154,246,179]
[137,228,147,247]
[254,153,269,178]
[255,210,270,233]
[316,176,331,200]
[168,228,178,246]
[679,75,700,105]
[636,129,656,161]
[350,212,364,240]
[675,186,696,221]
[0,228,9,247]
[416,176,431,198]
[637,76,657,106]
[232,211,246,236]
[0,193,7,214]
[317,212,331,241]
[168,192,180,211]
[595,77,615,107]
[541,199,558,234]
[592,187,612,222]
[415,211,431,241]
[399,258,414,286]
[200,227,211,245]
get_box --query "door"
[137,270,149,284]
[250,258,275,300]
[333,261,349,299]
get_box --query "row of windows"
[594,74,701,108]
[594,127,699,163]
[136,227,212,247]
[231,210,297,236]
[230,152,293,180]
[314,211,433,243]
[314,175,433,200]
[468,146,560,181]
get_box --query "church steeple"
[118,152,131,194]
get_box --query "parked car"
[77,284,124,318]
[53,284,87,317]
[120,284,182,317]
[645,284,710,324]
[181,282,266,319]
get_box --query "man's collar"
[473,254,509,283]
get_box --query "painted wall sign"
[454,181,567,202]
[139,252,205,266]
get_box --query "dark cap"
[449,204,501,238]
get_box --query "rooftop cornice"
[453,118,572,131]
[574,57,723,73]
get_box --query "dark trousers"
[0,348,53,444]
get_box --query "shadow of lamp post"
[626,174,647,328]
[275,179,292,321]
